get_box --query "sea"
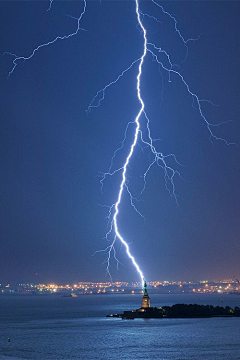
[0,293,240,360]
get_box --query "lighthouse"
[141,280,150,308]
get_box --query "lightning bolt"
[88,0,235,285]
[4,0,235,287]
[3,0,87,78]
[108,0,147,287]
[92,0,183,285]
[47,0,54,12]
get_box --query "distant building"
[141,281,150,308]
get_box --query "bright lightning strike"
[88,0,235,285]
[4,0,235,288]
[106,0,148,287]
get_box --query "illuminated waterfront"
[1,279,240,296]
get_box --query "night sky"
[0,1,239,284]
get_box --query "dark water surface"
[0,293,240,360]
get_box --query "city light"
[1,279,239,295]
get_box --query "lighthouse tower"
[141,281,150,308]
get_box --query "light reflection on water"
[0,293,240,359]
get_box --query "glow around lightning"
[4,0,234,287]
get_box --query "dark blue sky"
[0,1,239,284]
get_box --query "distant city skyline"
[2,278,240,299]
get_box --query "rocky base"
[107,303,240,319]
